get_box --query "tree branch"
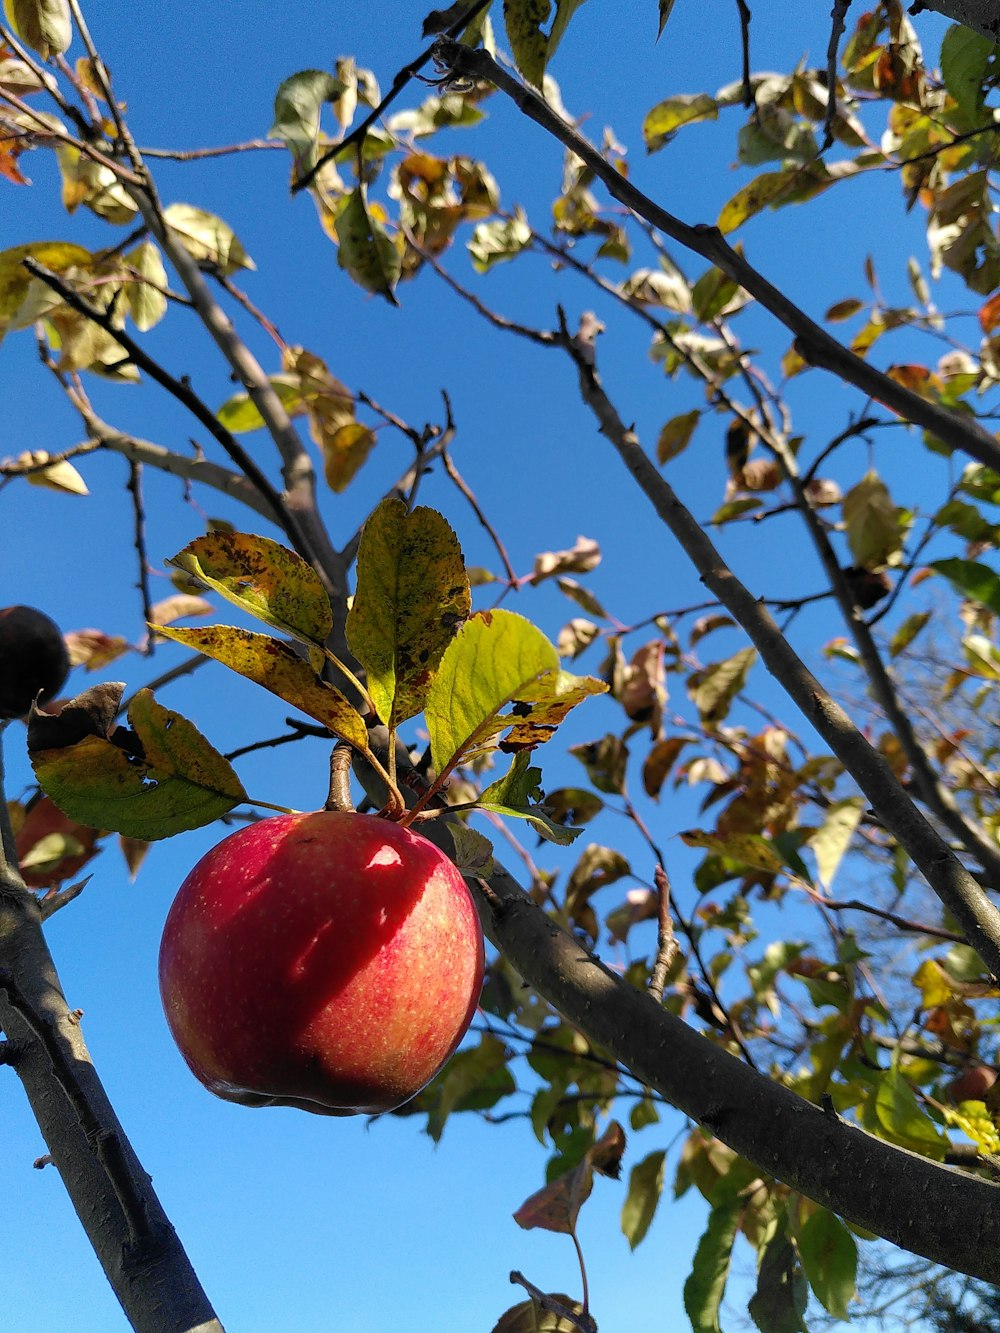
[0,734,223,1333]
[435,40,1000,474]
[556,312,1000,979]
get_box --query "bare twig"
[23,258,303,544]
[735,0,753,108]
[125,461,154,653]
[648,862,679,1003]
[822,1,853,151]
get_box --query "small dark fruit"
[0,605,71,720]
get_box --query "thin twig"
[648,862,678,1003]
[22,258,300,544]
[291,0,492,194]
[435,40,1000,473]
[822,1,853,151]
[735,0,753,108]
[125,461,154,654]
[441,444,519,587]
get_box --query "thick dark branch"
[456,841,1000,1284]
[0,738,223,1332]
[436,41,1000,474]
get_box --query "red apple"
[158,811,485,1115]
[0,605,70,720]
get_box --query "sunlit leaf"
[347,498,470,726]
[621,1148,666,1250]
[334,187,401,303]
[469,209,531,272]
[269,69,342,176]
[25,457,88,495]
[643,94,718,152]
[167,532,333,664]
[154,624,369,752]
[321,421,378,493]
[163,203,255,275]
[31,690,245,840]
[0,242,91,322]
[808,798,865,890]
[124,241,168,331]
[796,1209,858,1320]
[3,0,70,57]
[425,610,557,770]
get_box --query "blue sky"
[1,1,964,1329]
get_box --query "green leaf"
[930,557,1000,617]
[808,798,865,890]
[334,187,401,303]
[3,0,70,56]
[490,1297,591,1333]
[31,690,245,840]
[681,829,790,879]
[154,624,370,753]
[346,499,470,726]
[422,1034,516,1141]
[469,210,532,272]
[163,203,255,274]
[842,470,903,569]
[425,610,558,771]
[657,0,676,40]
[657,409,700,463]
[940,24,996,118]
[216,377,307,433]
[480,752,582,845]
[691,266,740,322]
[124,241,168,331]
[621,1148,666,1250]
[748,1224,808,1333]
[873,1064,948,1156]
[643,94,718,152]
[167,532,333,668]
[548,0,588,59]
[690,646,756,725]
[269,69,342,176]
[683,1194,741,1333]
[503,0,550,86]
[718,164,834,234]
[889,610,931,658]
[796,1209,857,1320]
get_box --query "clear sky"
[2,1,960,1330]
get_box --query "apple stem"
[325,741,356,812]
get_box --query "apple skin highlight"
[159,812,485,1115]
